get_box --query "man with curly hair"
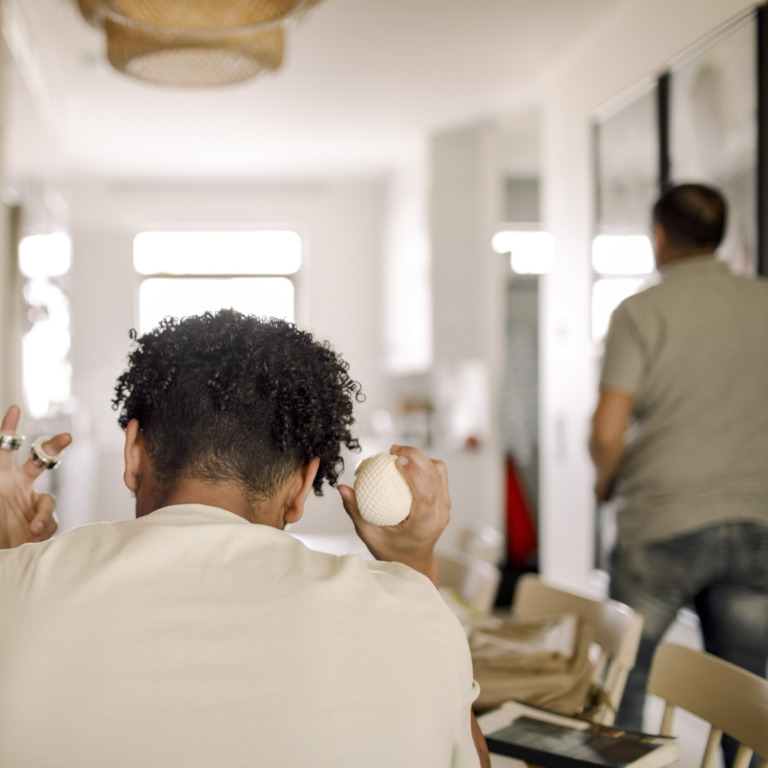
[0,310,488,768]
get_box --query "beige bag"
[469,614,595,714]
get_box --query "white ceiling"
[3,0,618,184]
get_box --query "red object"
[505,456,537,566]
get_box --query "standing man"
[0,310,489,768]
[589,183,768,732]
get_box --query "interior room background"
[0,0,759,598]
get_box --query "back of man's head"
[112,310,362,503]
[652,183,727,252]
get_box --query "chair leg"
[659,704,676,737]
[701,728,723,768]
[731,747,756,768]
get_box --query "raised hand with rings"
[0,405,72,549]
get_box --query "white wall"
[61,180,389,534]
[539,0,756,591]
[381,161,432,376]
[429,123,508,546]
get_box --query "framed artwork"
[594,79,660,238]
[669,13,758,275]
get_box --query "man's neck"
[657,247,713,268]
[137,478,283,528]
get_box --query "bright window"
[133,230,300,333]
[18,233,72,418]
[591,233,657,342]
[492,229,555,274]
[134,231,301,275]
[591,234,654,275]
[19,232,72,278]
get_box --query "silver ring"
[30,436,63,470]
[0,431,24,451]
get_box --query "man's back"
[591,184,768,739]
[0,505,478,767]
[601,257,768,544]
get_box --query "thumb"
[338,485,361,523]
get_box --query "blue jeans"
[609,522,768,760]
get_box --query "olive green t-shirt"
[600,256,768,546]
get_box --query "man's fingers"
[44,433,73,455]
[391,446,445,505]
[388,447,451,539]
[338,485,363,524]
[0,406,21,433]
[29,494,59,541]
[433,457,449,485]
[30,493,55,529]
[0,406,22,471]
[30,512,59,543]
[21,432,73,481]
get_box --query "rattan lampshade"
[77,0,321,86]
[103,18,284,86]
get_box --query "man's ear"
[284,457,321,525]
[123,419,145,492]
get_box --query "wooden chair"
[510,573,644,724]
[435,549,502,614]
[456,521,505,566]
[648,642,768,768]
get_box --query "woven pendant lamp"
[76,0,322,86]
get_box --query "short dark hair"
[652,183,727,251]
[112,310,363,500]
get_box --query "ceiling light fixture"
[76,0,323,87]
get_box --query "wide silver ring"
[30,436,63,470]
[0,431,24,451]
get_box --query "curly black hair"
[112,310,363,500]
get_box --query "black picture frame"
[667,11,759,276]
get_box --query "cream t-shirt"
[0,504,479,767]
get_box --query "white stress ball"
[354,453,413,526]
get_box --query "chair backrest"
[511,573,644,724]
[435,549,502,614]
[648,643,768,768]
[456,522,505,566]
